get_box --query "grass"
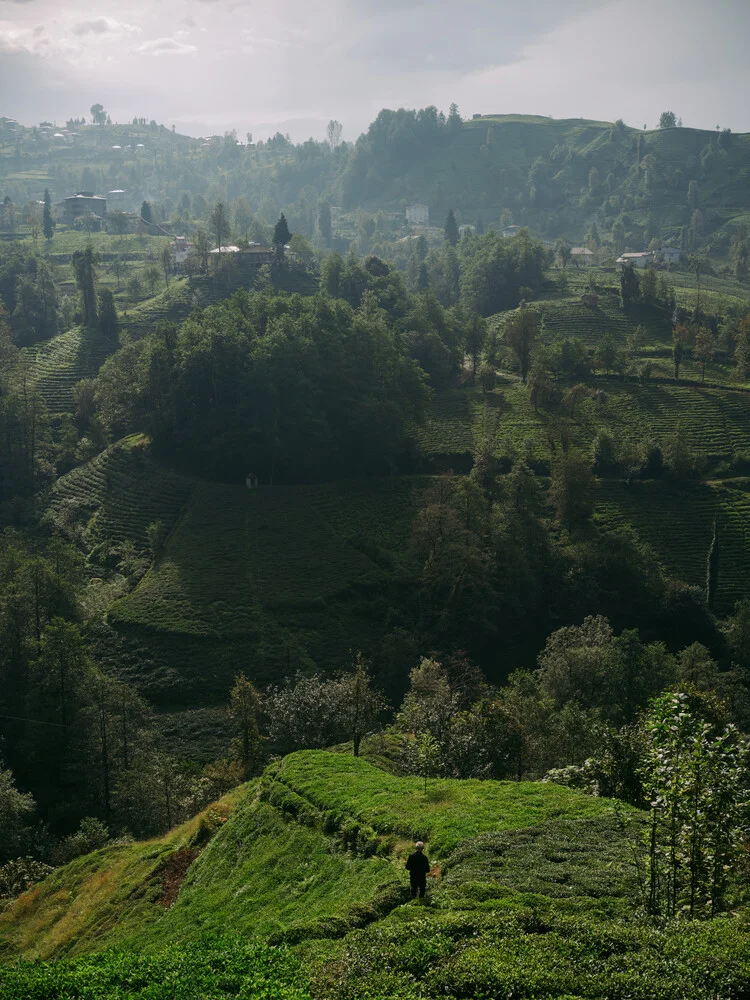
[267,752,625,858]
[3,750,748,999]
[0,786,244,960]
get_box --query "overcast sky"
[1,0,748,141]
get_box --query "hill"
[2,751,748,999]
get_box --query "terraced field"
[596,479,750,612]
[21,325,117,412]
[46,434,193,551]
[109,477,422,638]
[419,380,750,468]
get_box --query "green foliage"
[641,690,750,917]
[0,938,312,999]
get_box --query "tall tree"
[326,120,343,148]
[97,289,119,338]
[140,200,153,224]
[42,189,54,242]
[72,247,98,328]
[210,202,230,251]
[503,301,539,382]
[229,674,263,780]
[89,103,107,126]
[444,209,459,247]
[273,213,291,260]
[658,110,677,129]
[317,202,332,246]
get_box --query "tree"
[108,211,129,238]
[620,262,640,308]
[161,244,173,286]
[42,189,54,242]
[97,289,119,338]
[447,103,462,132]
[0,763,35,863]
[90,103,107,126]
[555,239,571,269]
[595,333,618,374]
[317,202,332,246]
[659,111,677,129]
[210,202,229,251]
[229,674,263,780]
[72,247,98,327]
[693,327,716,382]
[140,200,153,224]
[706,519,719,610]
[326,120,343,148]
[444,209,459,247]
[233,197,252,239]
[337,653,388,756]
[549,452,595,530]
[641,690,749,917]
[672,339,684,381]
[273,212,291,250]
[503,302,539,382]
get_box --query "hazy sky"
[1,0,748,140]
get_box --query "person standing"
[405,841,430,899]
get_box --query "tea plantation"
[2,752,748,999]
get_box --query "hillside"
[2,751,749,999]
[5,113,750,255]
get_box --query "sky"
[1,0,749,141]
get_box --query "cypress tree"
[42,189,55,241]
[97,289,119,338]
[444,209,459,246]
[706,519,719,609]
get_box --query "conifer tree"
[444,209,459,246]
[42,189,54,241]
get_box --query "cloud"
[72,16,139,36]
[138,36,197,55]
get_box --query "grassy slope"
[0,752,629,961]
[3,751,748,999]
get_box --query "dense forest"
[0,104,749,999]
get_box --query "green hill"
[2,751,748,999]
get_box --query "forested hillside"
[1,103,750,999]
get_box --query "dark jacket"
[405,851,430,875]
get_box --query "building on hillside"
[207,244,275,267]
[570,247,595,266]
[172,236,191,268]
[658,246,681,265]
[108,189,128,208]
[59,192,107,224]
[616,251,654,269]
[459,224,476,237]
[406,203,429,226]
[501,224,522,239]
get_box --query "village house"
[501,224,522,239]
[406,203,429,226]
[172,236,191,268]
[570,247,595,266]
[658,246,681,265]
[58,192,107,225]
[616,251,654,269]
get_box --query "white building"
[406,203,429,226]
[172,236,192,267]
[616,251,654,269]
[108,189,128,208]
[501,225,522,239]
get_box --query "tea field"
[2,751,749,1000]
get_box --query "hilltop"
[3,111,750,256]
[1,751,748,999]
